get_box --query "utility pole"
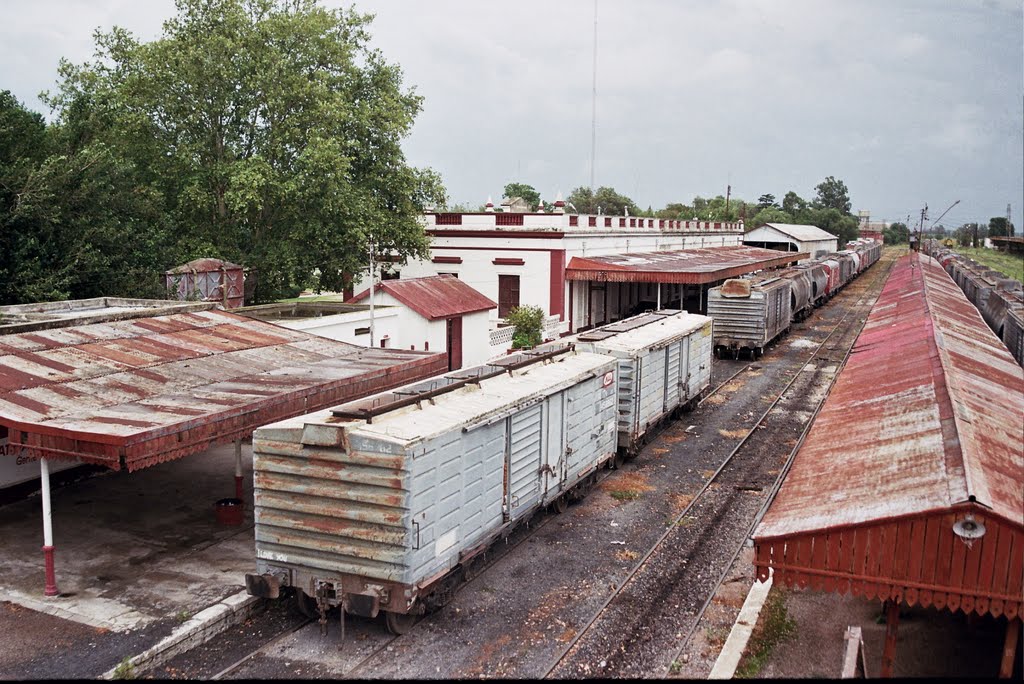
[1008,203,1013,237]
[368,237,376,347]
[725,184,731,216]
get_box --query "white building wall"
[271,307,402,348]
[460,310,493,367]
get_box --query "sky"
[3,0,1022,229]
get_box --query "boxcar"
[820,257,842,298]
[245,348,618,633]
[707,276,792,359]
[571,310,713,459]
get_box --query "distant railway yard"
[144,251,898,680]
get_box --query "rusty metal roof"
[165,258,243,274]
[0,308,447,471]
[756,252,1024,541]
[565,246,807,284]
[349,275,496,320]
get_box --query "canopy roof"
[753,253,1024,619]
[0,308,446,471]
[565,246,806,284]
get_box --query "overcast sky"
[3,0,1022,227]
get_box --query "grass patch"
[734,589,796,679]
[112,657,135,680]
[608,489,642,501]
[947,246,1024,282]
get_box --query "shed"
[743,223,839,260]
[165,258,246,308]
[752,252,1024,677]
[348,275,497,370]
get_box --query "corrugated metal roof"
[755,252,1024,540]
[761,223,839,242]
[565,246,807,284]
[165,258,243,274]
[0,309,447,471]
[349,275,496,320]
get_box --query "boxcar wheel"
[295,589,320,620]
[553,494,568,514]
[612,450,626,469]
[385,610,417,635]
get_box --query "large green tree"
[566,186,640,216]
[502,182,541,209]
[812,176,852,215]
[44,0,444,301]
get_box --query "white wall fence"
[487,315,567,359]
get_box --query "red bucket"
[214,498,244,526]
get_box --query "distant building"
[742,223,838,260]
[857,210,887,242]
[391,206,744,339]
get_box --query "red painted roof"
[565,246,807,284]
[349,275,496,320]
[756,252,1024,540]
[0,309,447,471]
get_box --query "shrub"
[506,304,545,349]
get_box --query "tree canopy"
[566,186,640,216]
[15,0,444,304]
[503,182,541,209]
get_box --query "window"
[438,272,459,278]
[381,270,400,281]
[498,274,520,318]
[355,327,370,336]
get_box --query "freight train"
[707,239,882,359]
[244,310,714,632]
[925,240,1024,368]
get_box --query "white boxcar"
[569,310,713,459]
[246,349,617,633]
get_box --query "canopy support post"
[40,457,59,596]
[880,599,900,677]
[234,439,244,503]
[1000,617,1021,678]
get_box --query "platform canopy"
[0,308,446,471]
[565,245,807,284]
[753,253,1024,620]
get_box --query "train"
[924,240,1024,368]
[707,239,882,359]
[244,310,714,632]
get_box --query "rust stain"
[599,471,655,493]
[718,428,748,439]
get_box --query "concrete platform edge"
[708,569,774,679]
[99,591,263,680]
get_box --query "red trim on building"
[431,256,463,264]
[492,257,526,266]
[550,250,566,320]
[426,230,565,239]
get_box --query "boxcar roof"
[755,252,1024,540]
[0,308,445,471]
[584,311,711,354]
[282,351,615,445]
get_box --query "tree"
[566,186,640,216]
[45,0,444,302]
[883,222,910,245]
[988,216,1015,239]
[781,191,807,218]
[812,176,852,215]
[757,193,777,210]
[750,207,793,228]
[502,182,541,209]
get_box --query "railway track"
[542,251,897,679]
[167,252,897,680]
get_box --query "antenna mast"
[589,0,597,194]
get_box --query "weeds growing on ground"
[112,657,135,680]
[734,589,796,678]
[608,489,642,501]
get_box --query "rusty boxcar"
[707,276,792,359]
[245,348,617,633]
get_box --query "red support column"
[1000,617,1021,679]
[43,545,58,596]
[880,599,901,678]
